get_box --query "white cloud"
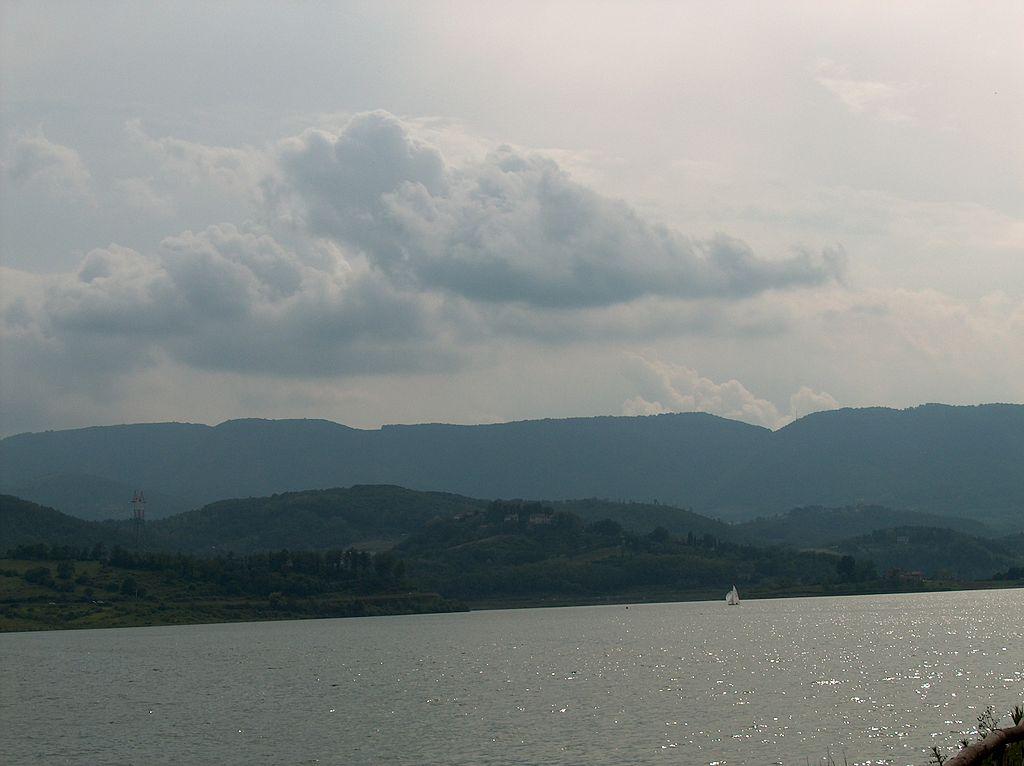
[2,101,1021,436]
[126,119,269,198]
[1,113,847,433]
[815,60,915,123]
[4,132,92,200]
[789,386,842,421]
[114,177,175,218]
[622,354,839,429]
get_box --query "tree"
[837,555,856,581]
[120,576,144,598]
[589,518,623,538]
[647,527,671,544]
[23,566,53,586]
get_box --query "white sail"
[726,585,740,605]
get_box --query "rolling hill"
[0,495,131,550]
[735,505,989,547]
[5,487,1022,582]
[0,486,737,555]
[832,526,1024,581]
[143,485,485,553]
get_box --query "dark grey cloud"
[279,112,845,308]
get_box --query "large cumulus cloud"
[277,111,845,308]
[10,224,458,379]
[1,112,857,434]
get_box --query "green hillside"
[0,495,129,549]
[396,500,868,601]
[832,526,1024,580]
[3,486,735,555]
[5,489,1023,631]
[6,487,1021,584]
[736,505,989,547]
[144,485,485,553]
[550,498,734,538]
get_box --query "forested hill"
[0,495,134,549]
[143,485,485,553]
[4,491,1022,581]
[735,505,990,547]
[833,526,1024,581]
[2,404,1022,525]
[0,487,734,555]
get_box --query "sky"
[1,1,1022,436]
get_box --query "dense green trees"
[8,541,408,599]
[6,498,887,612]
[393,499,880,601]
[4,488,1021,633]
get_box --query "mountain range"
[1,403,1021,527]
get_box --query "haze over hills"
[1,404,1022,527]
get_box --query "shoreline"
[3,576,1021,634]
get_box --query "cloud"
[788,386,842,420]
[622,354,839,429]
[126,119,269,197]
[277,111,844,308]
[463,294,790,346]
[114,177,175,217]
[1,114,850,435]
[795,286,1024,386]
[5,224,460,385]
[4,132,92,200]
[815,60,914,123]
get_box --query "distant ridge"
[1,404,1022,527]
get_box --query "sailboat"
[725,585,740,606]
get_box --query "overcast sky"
[1,1,1022,435]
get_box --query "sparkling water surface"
[2,589,1022,765]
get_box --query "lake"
[2,589,1022,765]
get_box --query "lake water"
[2,589,1022,765]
